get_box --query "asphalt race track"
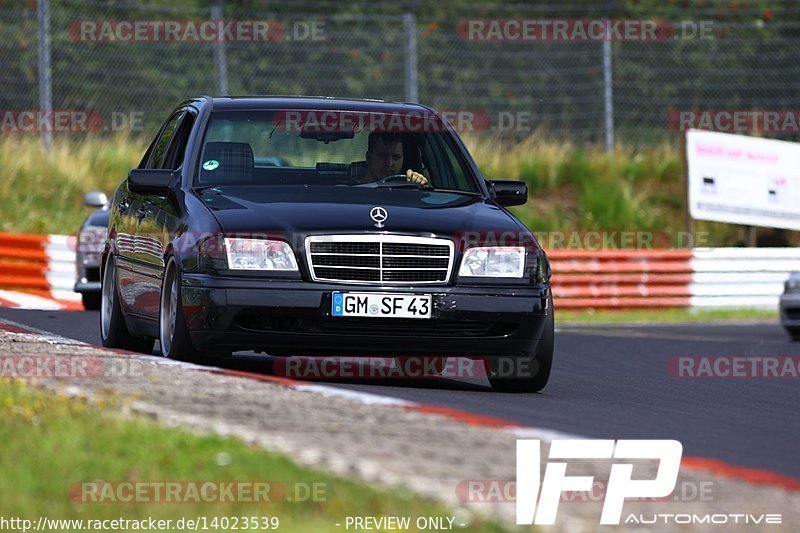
[1,307,798,479]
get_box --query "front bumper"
[779,292,800,328]
[181,273,550,357]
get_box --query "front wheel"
[100,255,153,353]
[486,293,554,393]
[159,257,202,362]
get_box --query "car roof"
[202,96,434,114]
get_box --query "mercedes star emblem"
[370,206,388,228]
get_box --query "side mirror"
[490,180,528,207]
[83,191,108,208]
[128,169,175,195]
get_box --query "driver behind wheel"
[363,132,428,185]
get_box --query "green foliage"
[559,307,779,324]
[467,136,680,235]
[1,133,793,248]
[0,378,505,531]
[0,135,145,234]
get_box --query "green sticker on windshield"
[202,159,220,171]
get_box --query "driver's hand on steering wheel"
[406,169,428,185]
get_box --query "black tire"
[81,292,101,311]
[786,327,800,341]
[100,255,154,353]
[486,293,554,393]
[159,257,203,362]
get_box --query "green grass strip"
[558,307,779,325]
[0,378,509,532]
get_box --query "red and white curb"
[1,317,798,493]
[3,232,800,311]
[0,289,81,311]
[0,233,82,310]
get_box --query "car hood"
[197,185,530,241]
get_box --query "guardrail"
[551,248,799,309]
[549,249,694,309]
[0,232,796,310]
[690,248,800,308]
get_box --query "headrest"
[200,142,254,183]
[350,161,367,178]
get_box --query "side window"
[420,135,448,186]
[145,112,184,169]
[442,138,471,190]
[425,134,477,192]
[138,139,156,169]
[161,111,195,170]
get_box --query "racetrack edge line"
[2,317,799,493]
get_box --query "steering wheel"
[375,173,410,185]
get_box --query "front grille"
[311,318,516,337]
[383,243,450,256]
[382,270,445,282]
[311,242,380,254]
[306,235,453,284]
[315,267,380,282]
[314,255,380,268]
[234,312,516,338]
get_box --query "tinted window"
[146,112,184,169]
[162,111,195,170]
[196,110,479,194]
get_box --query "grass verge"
[0,378,508,532]
[4,134,796,248]
[0,135,146,235]
[557,307,779,325]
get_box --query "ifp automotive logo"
[516,439,682,525]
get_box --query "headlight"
[224,238,298,271]
[785,278,800,294]
[458,246,525,278]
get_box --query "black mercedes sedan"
[101,96,553,392]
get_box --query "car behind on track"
[74,192,109,310]
[780,272,800,340]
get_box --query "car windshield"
[196,109,479,194]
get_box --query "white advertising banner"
[686,129,800,230]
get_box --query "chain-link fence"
[2,0,800,147]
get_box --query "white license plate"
[331,292,432,319]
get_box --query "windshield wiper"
[372,182,482,195]
[373,181,432,190]
[426,188,481,196]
